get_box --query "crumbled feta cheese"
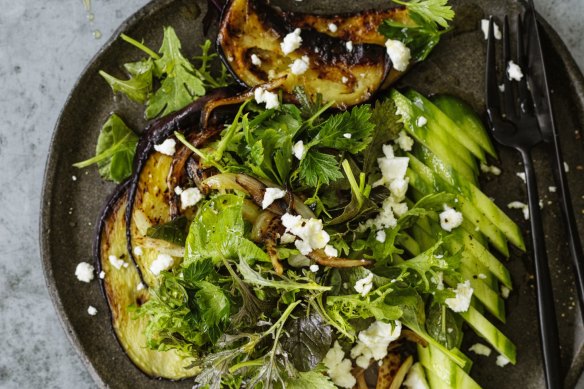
[496,355,511,367]
[385,39,411,72]
[439,206,463,232]
[351,320,402,368]
[72,175,77,181]
[174,186,183,195]
[416,116,428,127]
[478,273,487,280]
[397,131,414,152]
[109,255,127,270]
[250,54,262,66]
[292,140,305,160]
[469,343,492,357]
[288,254,311,267]
[328,23,338,32]
[445,280,474,312]
[516,172,526,184]
[75,262,94,283]
[323,341,356,388]
[389,178,409,200]
[481,19,502,40]
[403,362,430,389]
[549,186,557,193]
[341,76,349,84]
[343,133,352,139]
[507,201,529,220]
[346,41,353,52]
[254,87,280,109]
[98,271,105,280]
[290,55,310,75]
[564,162,570,172]
[262,187,287,209]
[87,306,98,316]
[280,232,296,245]
[354,273,374,297]
[499,84,506,92]
[154,138,176,156]
[137,283,145,291]
[309,264,320,272]
[501,285,511,299]
[324,245,338,257]
[377,156,410,186]
[376,230,387,243]
[133,246,143,256]
[180,187,203,209]
[281,213,330,255]
[150,253,174,276]
[480,163,502,176]
[281,28,302,55]
[507,60,524,81]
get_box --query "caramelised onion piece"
[386,355,413,389]
[376,352,402,389]
[309,249,373,268]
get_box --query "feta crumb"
[403,362,430,389]
[154,138,176,156]
[281,213,330,255]
[416,116,428,127]
[564,162,570,172]
[508,201,529,220]
[445,280,474,312]
[180,187,203,209]
[501,285,511,299]
[481,19,502,40]
[281,28,303,55]
[98,271,105,280]
[480,163,502,176]
[389,178,409,200]
[376,229,387,243]
[343,133,352,139]
[292,140,305,160]
[346,41,353,52]
[507,60,524,81]
[341,76,349,84]
[377,156,410,186]
[108,255,126,270]
[328,23,338,32]
[254,87,280,109]
[499,84,506,92]
[280,232,296,245]
[354,273,374,297]
[478,273,487,280]
[516,172,526,184]
[396,130,414,151]
[351,320,402,368]
[250,54,262,66]
[262,187,287,209]
[290,55,310,75]
[75,262,95,283]
[72,175,77,181]
[133,246,143,256]
[309,264,319,272]
[323,341,356,388]
[174,186,183,195]
[496,355,511,367]
[324,245,338,257]
[385,39,411,72]
[137,282,145,291]
[87,306,98,316]
[439,206,464,232]
[469,343,492,357]
[549,186,557,193]
[150,253,174,276]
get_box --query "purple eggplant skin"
[124,88,233,285]
[217,0,392,108]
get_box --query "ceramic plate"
[40,0,584,387]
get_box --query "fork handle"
[521,148,563,389]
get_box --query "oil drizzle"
[82,0,101,39]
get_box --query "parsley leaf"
[73,114,138,183]
[393,0,455,28]
[298,151,344,188]
[99,59,153,104]
[286,370,336,389]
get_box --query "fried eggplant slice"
[218,0,390,108]
[97,184,198,379]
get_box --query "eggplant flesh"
[218,0,391,108]
[97,185,199,379]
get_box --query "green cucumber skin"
[460,264,506,323]
[431,94,498,159]
[419,345,482,389]
[406,90,487,163]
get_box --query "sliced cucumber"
[418,344,482,389]
[431,94,497,159]
[460,305,517,365]
[406,90,487,163]
[459,264,506,323]
[399,232,422,256]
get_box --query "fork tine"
[516,14,534,116]
[502,16,517,119]
[486,17,502,120]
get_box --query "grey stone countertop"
[0,0,583,388]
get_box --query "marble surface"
[0,0,583,388]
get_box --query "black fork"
[485,16,562,389]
